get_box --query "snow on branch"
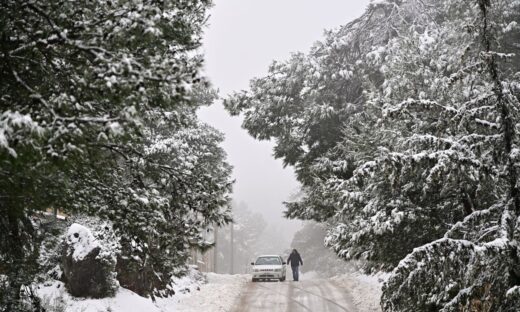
[383,237,516,311]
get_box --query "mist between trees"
[214,202,354,277]
[214,202,284,274]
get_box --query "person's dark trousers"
[292,266,299,281]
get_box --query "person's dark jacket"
[287,251,303,267]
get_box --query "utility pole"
[230,222,234,274]
[213,226,218,273]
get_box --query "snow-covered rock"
[62,223,117,298]
[66,223,99,261]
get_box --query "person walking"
[287,249,303,281]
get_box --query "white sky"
[198,0,372,232]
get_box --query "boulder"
[62,223,117,298]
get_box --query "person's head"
[292,249,298,254]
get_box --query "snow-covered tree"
[225,0,520,310]
[225,0,425,269]
[381,0,520,310]
[1,0,233,309]
[82,106,233,297]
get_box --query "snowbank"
[157,273,249,312]
[331,272,389,312]
[37,281,162,312]
[37,272,249,312]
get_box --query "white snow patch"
[504,21,518,33]
[66,223,99,261]
[299,270,321,280]
[506,285,520,297]
[37,281,162,312]
[167,265,205,296]
[108,121,124,136]
[157,273,249,312]
[419,30,436,51]
[331,272,389,312]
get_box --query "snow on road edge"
[37,272,249,312]
[331,272,389,312]
[37,271,382,312]
[37,281,163,312]
[157,273,249,312]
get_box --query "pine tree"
[225,0,520,309]
[382,0,520,310]
[1,0,233,309]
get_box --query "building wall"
[189,247,216,272]
[188,225,217,272]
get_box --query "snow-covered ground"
[157,273,249,312]
[298,269,386,312]
[37,281,164,312]
[331,272,389,312]
[37,272,249,312]
[37,269,384,312]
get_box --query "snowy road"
[233,279,357,312]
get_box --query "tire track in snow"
[291,280,353,312]
[235,279,355,311]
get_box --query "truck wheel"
[280,277,285,282]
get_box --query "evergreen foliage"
[1,0,232,309]
[225,0,520,309]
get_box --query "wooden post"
[213,225,218,273]
[230,222,234,274]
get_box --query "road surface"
[233,279,357,312]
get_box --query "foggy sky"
[198,0,372,231]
